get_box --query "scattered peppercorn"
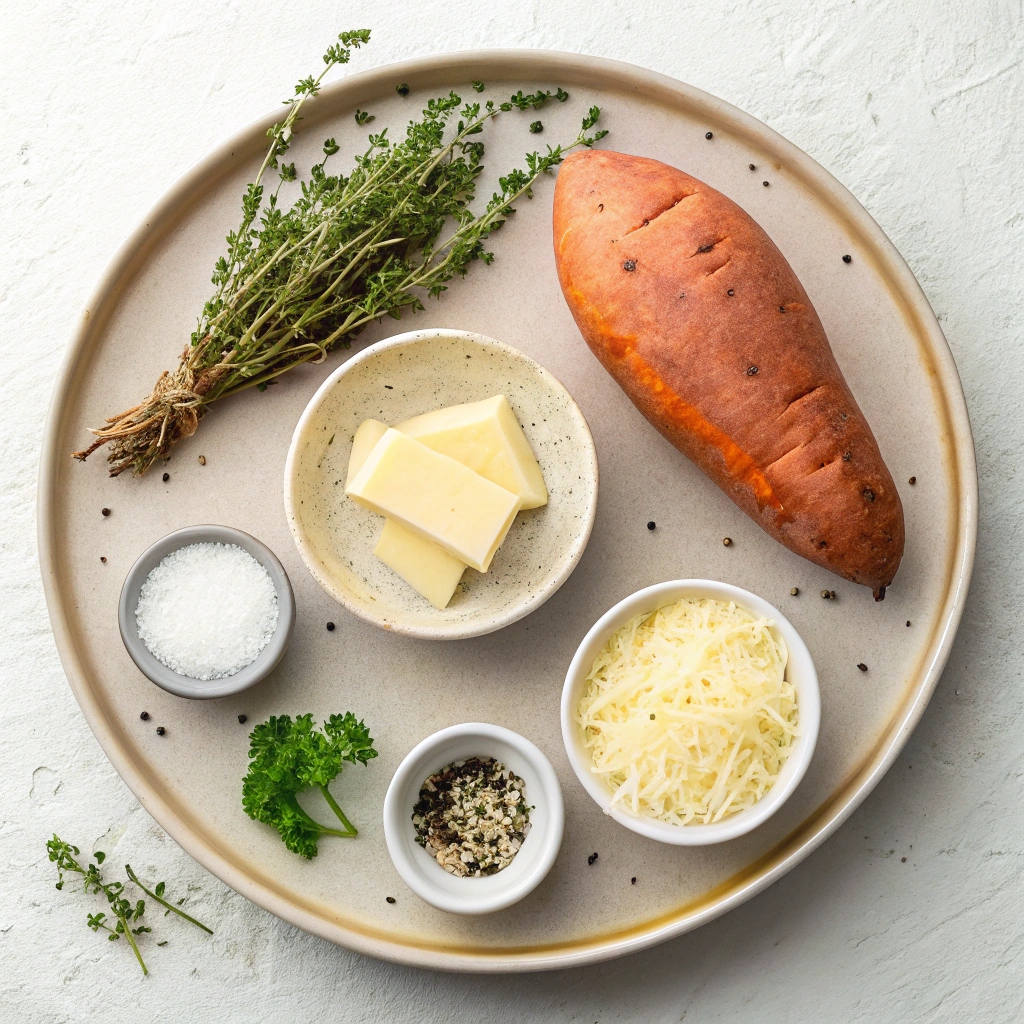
[650,713,656,720]
[821,590,832,599]
[100,556,107,563]
[623,259,636,271]
[763,180,770,187]
[906,620,911,627]
[386,896,397,904]
[238,714,247,724]
[588,852,599,865]
[530,120,543,133]
[647,521,656,531]
[857,663,868,672]
[198,455,206,465]
[396,83,410,96]
[705,131,713,139]
[723,537,732,546]
[779,305,786,313]
[909,476,916,485]
[843,254,852,264]
[746,365,758,376]
[749,163,756,170]
[101,507,110,517]
[727,288,735,296]
[326,621,336,632]
[162,472,170,482]
[631,876,637,884]
[790,587,799,596]
[156,726,166,736]
[140,711,150,721]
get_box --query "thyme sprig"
[48,838,151,974]
[124,864,214,934]
[74,29,607,476]
[47,835,213,975]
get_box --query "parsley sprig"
[47,836,212,975]
[74,29,608,475]
[241,713,378,859]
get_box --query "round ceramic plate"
[38,50,976,971]
[283,329,598,640]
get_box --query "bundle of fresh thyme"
[74,29,607,476]
[47,835,212,976]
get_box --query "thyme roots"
[73,29,607,476]
[72,349,226,469]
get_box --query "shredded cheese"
[576,596,798,826]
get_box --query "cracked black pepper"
[412,756,531,877]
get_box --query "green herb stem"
[121,923,149,976]
[292,797,357,839]
[319,785,358,836]
[124,865,214,935]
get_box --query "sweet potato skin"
[553,150,904,595]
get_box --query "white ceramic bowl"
[383,723,564,915]
[283,329,598,640]
[561,580,820,845]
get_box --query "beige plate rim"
[37,49,978,972]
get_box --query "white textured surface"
[2,0,1020,1020]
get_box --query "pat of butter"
[374,519,466,609]
[346,428,520,572]
[346,419,388,488]
[347,421,469,607]
[395,395,547,509]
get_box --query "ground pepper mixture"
[412,756,531,877]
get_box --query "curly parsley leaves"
[241,713,378,859]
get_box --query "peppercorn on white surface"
[3,1,1019,1021]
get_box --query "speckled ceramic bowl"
[283,329,599,640]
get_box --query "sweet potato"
[553,150,903,597]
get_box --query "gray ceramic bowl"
[118,525,295,699]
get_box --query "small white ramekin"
[561,579,820,845]
[383,723,564,915]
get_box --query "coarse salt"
[135,542,279,681]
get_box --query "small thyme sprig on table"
[73,28,608,476]
[47,835,213,975]
[124,864,214,934]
